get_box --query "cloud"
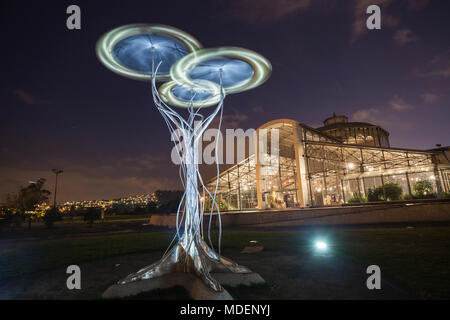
[415,51,450,78]
[0,167,177,203]
[428,52,450,77]
[0,154,179,203]
[351,106,414,132]
[229,0,311,23]
[78,155,162,180]
[408,0,432,10]
[252,105,264,113]
[381,13,400,28]
[211,110,248,129]
[427,65,450,78]
[393,29,417,46]
[412,50,450,78]
[352,95,417,130]
[389,95,414,111]
[351,93,425,136]
[13,89,40,105]
[352,108,381,122]
[421,93,438,103]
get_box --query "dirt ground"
[0,248,413,300]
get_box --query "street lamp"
[52,169,63,208]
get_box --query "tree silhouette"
[9,178,51,229]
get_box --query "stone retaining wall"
[149,202,450,228]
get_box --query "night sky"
[1,0,449,203]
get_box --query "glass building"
[205,115,450,210]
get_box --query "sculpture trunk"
[119,121,251,292]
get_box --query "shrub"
[403,194,414,200]
[219,199,229,210]
[413,179,435,199]
[219,199,237,211]
[11,214,25,230]
[0,215,11,231]
[367,187,383,201]
[347,192,367,203]
[84,207,102,226]
[0,208,18,230]
[43,207,62,229]
[367,183,402,201]
[383,182,403,201]
[347,193,361,203]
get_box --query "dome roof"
[317,121,390,136]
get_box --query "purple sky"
[1,0,449,203]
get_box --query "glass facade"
[204,119,450,210]
[258,123,299,209]
[205,156,257,211]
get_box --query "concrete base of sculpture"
[212,272,265,287]
[102,272,265,300]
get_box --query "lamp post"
[52,169,63,208]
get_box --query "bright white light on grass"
[315,241,328,251]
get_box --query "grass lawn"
[0,214,152,238]
[1,225,449,299]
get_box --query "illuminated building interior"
[205,115,450,210]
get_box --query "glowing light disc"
[96,24,202,81]
[189,57,254,88]
[113,34,190,75]
[171,47,272,94]
[159,79,222,108]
